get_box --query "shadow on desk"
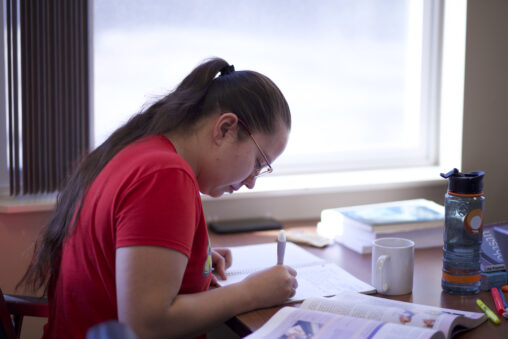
[208,323,241,339]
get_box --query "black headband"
[219,64,235,76]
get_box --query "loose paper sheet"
[216,242,375,302]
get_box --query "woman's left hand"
[210,248,232,286]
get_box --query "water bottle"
[440,168,485,295]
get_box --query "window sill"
[202,165,447,200]
[202,165,448,221]
[0,166,447,216]
[0,192,57,214]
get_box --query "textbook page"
[215,242,375,302]
[245,306,443,339]
[301,291,486,339]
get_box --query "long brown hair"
[18,57,291,294]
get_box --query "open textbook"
[215,242,375,302]
[245,291,486,339]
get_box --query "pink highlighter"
[490,287,506,317]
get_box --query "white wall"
[462,0,508,224]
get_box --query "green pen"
[476,299,500,325]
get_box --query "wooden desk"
[209,220,507,338]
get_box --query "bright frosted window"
[93,0,437,175]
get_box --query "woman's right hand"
[240,265,298,309]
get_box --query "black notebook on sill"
[208,217,282,234]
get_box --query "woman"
[19,57,297,338]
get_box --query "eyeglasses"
[237,119,273,177]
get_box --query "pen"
[476,298,500,325]
[491,287,506,317]
[498,287,508,319]
[498,287,508,309]
[277,230,286,265]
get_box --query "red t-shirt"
[43,135,212,338]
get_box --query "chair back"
[0,288,48,339]
[0,289,17,339]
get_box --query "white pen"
[277,230,286,265]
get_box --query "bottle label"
[464,209,483,235]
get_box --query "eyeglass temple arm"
[237,119,252,136]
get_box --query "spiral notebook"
[214,242,375,302]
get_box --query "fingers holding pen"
[259,265,298,305]
[278,264,298,301]
[286,265,297,278]
[285,265,298,297]
[241,264,298,308]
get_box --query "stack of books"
[317,199,445,254]
[480,223,507,291]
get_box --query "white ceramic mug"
[371,237,414,295]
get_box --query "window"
[93,0,439,175]
[1,0,467,221]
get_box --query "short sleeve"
[115,168,199,257]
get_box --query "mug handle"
[376,254,390,293]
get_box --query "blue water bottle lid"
[440,168,485,194]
